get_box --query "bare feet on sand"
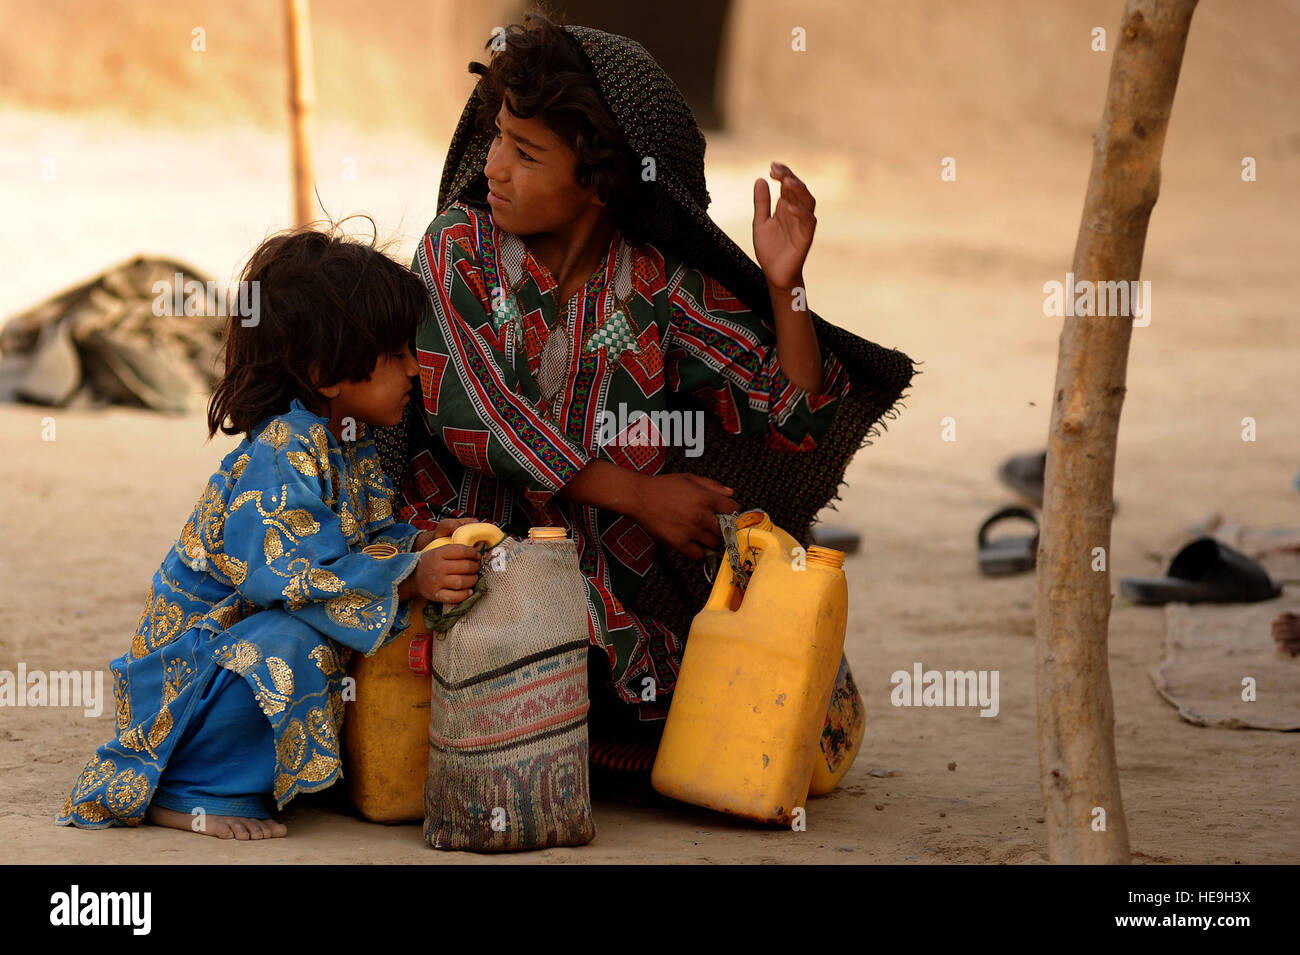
[147,805,287,839]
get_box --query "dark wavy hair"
[467,9,645,238]
[206,220,426,441]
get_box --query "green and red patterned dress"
[397,200,850,722]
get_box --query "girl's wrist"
[766,271,805,297]
[558,459,650,520]
[624,470,653,525]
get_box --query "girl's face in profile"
[318,345,418,434]
[482,100,605,237]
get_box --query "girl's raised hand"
[753,161,817,292]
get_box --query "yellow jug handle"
[701,526,785,611]
[418,522,505,552]
[737,527,784,560]
[702,558,737,611]
[452,522,506,549]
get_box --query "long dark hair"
[206,221,426,441]
[468,8,646,238]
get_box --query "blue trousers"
[150,664,276,819]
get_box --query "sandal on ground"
[997,449,1119,514]
[977,505,1039,576]
[1120,536,1282,605]
[997,451,1047,507]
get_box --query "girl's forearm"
[769,274,824,393]
[556,459,648,519]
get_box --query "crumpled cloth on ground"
[0,256,224,412]
[1152,591,1299,730]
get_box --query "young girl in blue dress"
[57,227,481,839]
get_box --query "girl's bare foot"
[147,804,287,839]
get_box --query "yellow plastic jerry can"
[343,522,503,823]
[650,526,848,825]
[733,511,866,796]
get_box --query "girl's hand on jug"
[417,544,481,604]
[633,473,737,560]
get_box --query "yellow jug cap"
[806,545,845,569]
[528,526,567,540]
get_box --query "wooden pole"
[1035,0,1198,864]
[284,0,316,227]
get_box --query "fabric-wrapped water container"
[424,527,595,851]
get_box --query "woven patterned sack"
[424,530,595,851]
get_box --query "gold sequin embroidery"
[247,655,294,717]
[73,755,115,800]
[67,800,114,823]
[281,558,347,611]
[308,643,349,676]
[216,639,261,675]
[105,769,149,815]
[277,718,307,771]
[323,591,384,630]
[363,492,392,525]
[307,705,338,751]
[339,500,359,541]
[273,752,340,802]
[229,452,251,480]
[260,419,291,451]
[113,667,131,731]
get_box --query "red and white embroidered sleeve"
[661,258,851,452]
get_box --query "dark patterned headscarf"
[377,23,918,638]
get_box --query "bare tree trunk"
[1036,0,1198,864]
[284,0,316,227]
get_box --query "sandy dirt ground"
[1,1,1298,864]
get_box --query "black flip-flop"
[997,450,1119,514]
[997,451,1047,507]
[1120,536,1282,605]
[977,505,1039,576]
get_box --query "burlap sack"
[424,534,595,851]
